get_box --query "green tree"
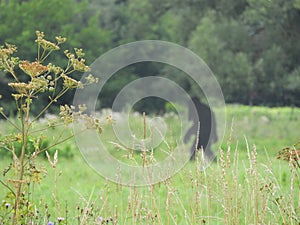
[243,0,300,105]
[0,0,113,115]
[1,0,300,108]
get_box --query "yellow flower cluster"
[59,104,75,125]
[64,50,90,72]
[59,104,102,133]
[0,43,17,59]
[30,77,49,92]
[74,48,85,58]
[0,43,18,75]
[19,60,48,78]
[35,31,60,51]
[55,36,67,45]
[8,82,32,95]
[47,63,63,75]
[61,73,83,89]
[72,58,90,72]
[1,31,100,101]
[85,74,99,84]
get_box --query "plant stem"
[143,112,146,140]
[12,96,31,225]
[0,111,21,131]
[31,87,69,123]
[0,180,16,196]
[6,64,19,82]
[31,122,65,134]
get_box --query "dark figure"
[184,97,218,161]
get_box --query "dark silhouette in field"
[184,97,218,161]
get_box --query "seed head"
[19,61,48,78]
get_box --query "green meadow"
[0,105,299,224]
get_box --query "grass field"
[0,105,299,224]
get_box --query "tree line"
[1,0,300,115]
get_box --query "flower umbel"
[19,60,48,78]
[64,49,90,72]
[55,36,67,44]
[61,73,83,89]
[35,31,60,51]
[0,43,19,78]
[0,43,17,59]
[8,82,32,95]
[85,74,99,84]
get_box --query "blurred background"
[0,0,300,115]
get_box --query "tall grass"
[0,105,299,224]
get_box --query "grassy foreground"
[0,105,299,224]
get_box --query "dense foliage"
[1,0,300,114]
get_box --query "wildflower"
[58,217,64,222]
[48,222,54,225]
[61,73,83,89]
[64,49,72,58]
[78,104,87,112]
[64,49,89,72]
[35,30,45,42]
[97,216,103,223]
[11,93,23,100]
[60,105,66,112]
[35,31,60,50]
[5,203,10,208]
[71,58,90,72]
[30,169,42,183]
[0,43,17,58]
[48,63,63,75]
[19,60,48,78]
[56,36,67,44]
[8,82,31,95]
[0,44,18,73]
[85,74,99,84]
[74,48,85,58]
[37,38,60,51]
[30,77,49,92]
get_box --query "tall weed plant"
[0,31,101,224]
